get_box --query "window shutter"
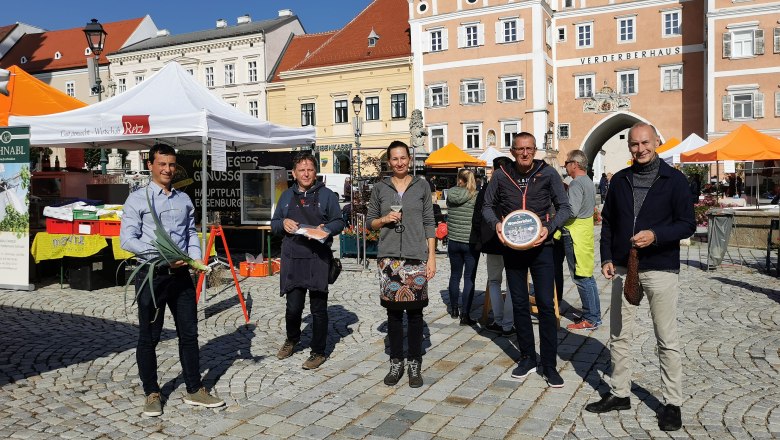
[422,31,431,53]
[495,21,503,43]
[775,92,780,117]
[754,92,764,118]
[774,28,780,53]
[722,95,731,120]
[424,88,431,108]
[518,19,525,41]
[442,29,449,50]
[443,85,449,106]
[663,70,671,91]
[478,81,486,102]
[477,23,485,46]
[754,29,765,55]
[519,77,526,100]
[460,83,466,104]
[497,81,504,102]
[457,26,465,48]
[723,32,731,58]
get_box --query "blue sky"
[6,1,373,35]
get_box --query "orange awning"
[424,142,487,168]
[0,65,86,125]
[680,124,780,162]
[656,137,681,154]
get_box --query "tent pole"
[201,135,208,300]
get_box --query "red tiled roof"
[271,31,336,82]
[0,17,144,72]
[0,24,18,42]
[294,0,411,70]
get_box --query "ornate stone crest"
[409,109,427,148]
[583,82,631,114]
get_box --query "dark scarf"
[631,154,660,218]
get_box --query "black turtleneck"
[631,154,660,218]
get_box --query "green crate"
[73,209,99,220]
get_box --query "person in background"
[598,172,608,202]
[560,150,602,331]
[446,169,480,325]
[271,152,345,371]
[483,132,571,388]
[120,143,224,417]
[586,122,695,432]
[367,141,436,388]
[480,156,515,337]
[688,174,701,206]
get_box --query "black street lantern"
[351,95,363,116]
[83,19,107,56]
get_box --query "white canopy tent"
[659,133,707,165]
[478,147,511,166]
[10,61,316,255]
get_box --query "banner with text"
[0,126,32,291]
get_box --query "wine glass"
[391,193,404,233]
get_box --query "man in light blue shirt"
[120,144,224,417]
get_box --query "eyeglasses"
[510,147,536,153]
[564,160,576,165]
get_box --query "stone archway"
[580,111,663,178]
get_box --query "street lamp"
[83,18,108,173]
[351,95,363,179]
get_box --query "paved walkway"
[0,236,778,439]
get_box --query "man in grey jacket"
[483,132,571,388]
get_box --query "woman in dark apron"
[271,153,345,370]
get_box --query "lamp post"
[83,18,108,174]
[351,95,363,179]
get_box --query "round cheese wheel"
[501,209,543,250]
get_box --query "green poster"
[0,125,33,291]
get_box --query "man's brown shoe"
[302,353,327,370]
[183,388,225,408]
[277,339,297,360]
[142,392,162,417]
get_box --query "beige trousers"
[608,266,683,406]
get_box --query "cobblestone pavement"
[1,234,779,439]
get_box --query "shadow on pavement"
[0,306,174,387]
[712,276,780,304]
[204,286,254,320]
[298,304,359,356]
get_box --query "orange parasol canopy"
[680,124,780,162]
[0,65,86,125]
[424,142,486,168]
[656,137,681,154]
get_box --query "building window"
[391,93,407,119]
[247,61,258,82]
[577,23,593,48]
[558,124,571,140]
[459,23,483,48]
[430,29,444,51]
[776,91,780,117]
[205,67,214,87]
[501,122,520,148]
[724,29,765,59]
[618,71,638,95]
[563,0,574,8]
[618,17,635,43]
[224,64,235,85]
[460,80,485,104]
[365,97,379,121]
[662,11,681,37]
[65,81,75,97]
[430,127,446,151]
[426,84,449,108]
[661,65,683,91]
[135,75,144,85]
[334,100,348,123]
[575,75,595,98]
[723,91,764,120]
[557,27,567,43]
[249,101,259,118]
[117,78,126,94]
[499,19,520,43]
[301,103,316,126]
[498,77,524,102]
[465,125,481,149]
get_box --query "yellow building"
[267,0,415,174]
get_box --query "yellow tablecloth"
[31,232,213,263]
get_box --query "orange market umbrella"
[0,65,86,125]
[656,137,681,154]
[425,142,486,168]
[681,124,780,162]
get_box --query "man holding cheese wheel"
[482,132,570,388]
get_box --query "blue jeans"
[447,240,480,316]
[504,245,558,367]
[562,232,602,326]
